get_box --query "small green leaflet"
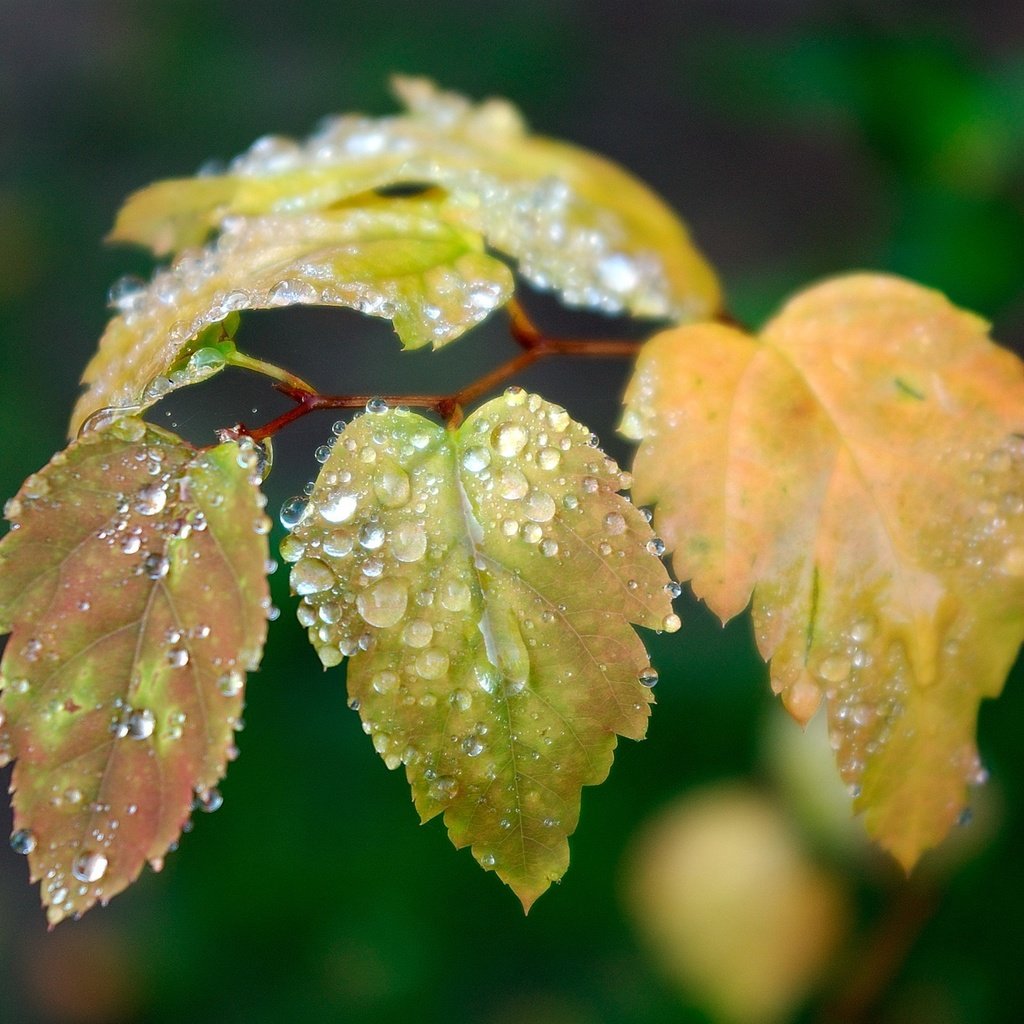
[283,390,679,909]
[71,197,513,435]
[0,420,270,923]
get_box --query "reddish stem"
[235,301,644,441]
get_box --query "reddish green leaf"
[282,390,678,909]
[622,274,1024,869]
[0,420,270,923]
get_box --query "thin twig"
[233,303,645,442]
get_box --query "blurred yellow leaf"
[625,785,848,1024]
[623,273,1024,870]
[111,76,720,323]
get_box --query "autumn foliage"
[1,79,1021,923]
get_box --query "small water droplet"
[10,829,36,855]
[143,553,170,580]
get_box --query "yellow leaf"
[70,197,512,436]
[282,390,678,909]
[111,77,720,323]
[623,273,1024,869]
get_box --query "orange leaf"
[623,274,1024,869]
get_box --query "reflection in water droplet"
[72,850,108,883]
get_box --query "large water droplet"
[492,422,528,458]
[523,490,556,523]
[415,648,450,679]
[392,521,427,562]
[127,708,156,740]
[498,469,529,500]
[134,484,167,517]
[143,553,170,580]
[462,447,491,473]
[318,490,357,524]
[356,580,408,628]
[292,557,335,596]
[72,850,108,883]
[373,466,411,508]
[280,496,310,529]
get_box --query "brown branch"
[233,302,645,442]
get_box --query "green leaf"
[622,273,1024,870]
[71,196,513,436]
[110,76,721,324]
[0,421,270,923]
[282,390,678,909]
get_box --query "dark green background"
[1,2,1022,1022]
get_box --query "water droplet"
[665,581,682,599]
[662,613,681,632]
[498,469,530,501]
[638,667,659,687]
[167,647,189,668]
[318,490,357,524]
[492,422,529,458]
[392,521,427,562]
[817,655,852,684]
[523,523,543,544]
[462,736,486,757]
[358,521,386,550]
[218,669,245,697]
[143,553,170,580]
[10,829,36,855]
[523,490,556,523]
[540,539,559,557]
[372,670,398,694]
[646,538,665,557]
[538,448,561,471]
[365,397,389,414]
[127,708,156,740]
[373,466,411,508]
[322,529,354,558]
[462,447,491,473]
[440,579,472,612]
[134,484,167,517]
[72,850,108,883]
[280,496,310,529]
[292,557,335,595]
[356,579,408,628]
[415,647,450,680]
[402,619,434,648]
[195,788,224,813]
[604,512,626,535]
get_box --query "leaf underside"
[0,420,270,923]
[70,196,513,435]
[284,390,678,909]
[623,273,1024,870]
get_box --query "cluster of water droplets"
[0,420,271,920]
[91,196,513,426]
[280,389,676,878]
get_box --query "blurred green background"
[1,2,1023,1022]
